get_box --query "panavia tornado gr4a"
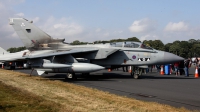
[5,18,184,79]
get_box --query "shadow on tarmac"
[41,72,195,82]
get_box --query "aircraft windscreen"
[110,42,123,47]
[124,43,140,48]
[111,42,141,48]
[140,44,153,50]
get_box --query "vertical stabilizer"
[0,47,9,55]
[9,18,52,49]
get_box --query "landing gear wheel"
[65,73,76,80]
[130,67,141,79]
[67,73,73,78]
[133,74,139,79]
[131,72,139,79]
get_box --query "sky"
[0,0,200,49]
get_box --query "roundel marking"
[132,55,136,59]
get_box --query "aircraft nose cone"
[164,52,184,63]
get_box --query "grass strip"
[0,81,64,112]
[0,69,194,112]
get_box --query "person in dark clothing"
[156,65,161,72]
[195,57,199,67]
[178,61,185,75]
[184,58,190,77]
[149,65,153,72]
[122,66,128,72]
[174,62,180,76]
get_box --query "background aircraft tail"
[9,18,53,49]
[0,47,9,55]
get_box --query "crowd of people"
[154,57,200,77]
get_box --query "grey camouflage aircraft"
[2,18,184,79]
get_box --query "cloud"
[32,17,40,23]
[0,0,26,49]
[140,35,159,42]
[15,13,24,17]
[95,28,101,32]
[37,16,83,41]
[114,30,123,34]
[128,19,200,44]
[36,18,127,43]
[103,32,110,37]
[129,18,156,33]
[164,21,188,32]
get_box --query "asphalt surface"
[10,66,200,111]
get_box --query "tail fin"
[9,18,53,49]
[0,47,9,55]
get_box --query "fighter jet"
[5,18,184,79]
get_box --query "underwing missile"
[35,63,105,75]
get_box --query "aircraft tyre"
[66,73,77,80]
[131,67,142,79]
[133,74,139,79]
[131,72,140,79]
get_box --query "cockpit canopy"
[111,41,153,50]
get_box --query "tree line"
[7,47,26,53]
[7,37,200,59]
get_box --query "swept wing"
[25,48,98,59]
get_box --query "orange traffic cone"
[128,66,132,73]
[108,69,112,72]
[194,67,199,78]
[160,65,164,75]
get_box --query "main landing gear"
[65,73,77,80]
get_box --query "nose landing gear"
[130,66,142,79]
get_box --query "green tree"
[164,43,173,52]
[126,37,141,42]
[191,43,200,57]
[169,41,181,55]
[7,46,26,53]
[143,40,164,50]
[110,39,125,42]
[152,40,164,50]
[188,39,197,44]
[179,41,191,58]
[70,40,88,45]
[70,40,81,45]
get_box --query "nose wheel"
[131,67,142,79]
